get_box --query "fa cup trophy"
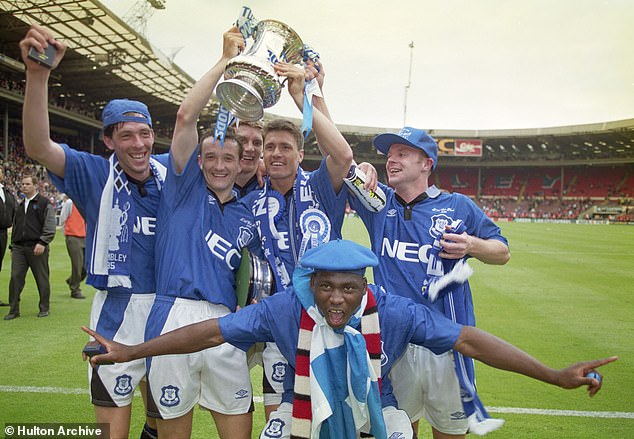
[216,19,304,121]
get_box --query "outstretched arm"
[274,62,353,192]
[81,319,225,367]
[171,26,244,173]
[20,24,68,177]
[454,326,617,397]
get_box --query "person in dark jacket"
[0,167,17,306]
[4,174,56,319]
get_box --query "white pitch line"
[487,406,634,419]
[2,386,633,419]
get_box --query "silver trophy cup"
[216,19,304,121]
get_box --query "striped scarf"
[290,282,385,439]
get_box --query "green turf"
[1,221,633,438]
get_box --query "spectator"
[4,174,56,319]
[58,194,86,299]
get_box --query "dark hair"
[263,119,304,150]
[199,126,244,159]
[21,173,37,185]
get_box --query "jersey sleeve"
[380,292,462,355]
[461,193,509,247]
[218,291,299,352]
[408,299,462,353]
[47,144,108,211]
[162,148,201,209]
[310,158,348,229]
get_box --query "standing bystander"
[4,174,56,319]
[59,194,87,299]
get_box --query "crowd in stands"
[1,133,62,212]
[477,197,593,220]
[2,77,175,139]
[2,77,98,119]
[3,129,633,223]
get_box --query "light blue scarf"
[291,267,386,439]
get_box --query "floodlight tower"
[403,41,414,126]
[123,0,166,36]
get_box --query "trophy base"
[216,79,265,122]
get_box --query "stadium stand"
[1,1,633,223]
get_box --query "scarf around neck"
[90,154,165,289]
[254,166,332,289]
[290,267,386,439]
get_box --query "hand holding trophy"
[216,7,305,121]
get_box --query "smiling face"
[236,124,263,179]
[385,143,433,197]
[103,120,155,181]
[199,137,242,202]
[263,129,303,192]
[311,271,367,330]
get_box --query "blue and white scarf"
[425,219,504,435]
[253,167,331,288]
[291,267,386,439]
[90,154,166,289]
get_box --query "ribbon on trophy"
[214,105,237,146]
[213,6,258,145]
[301,44,322,139]
[236,6,258,40]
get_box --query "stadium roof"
[0,1,633,166]
[0,0,204,125]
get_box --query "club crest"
[113,374,133,396]
[429,214,453,239]
[160,385,181,407]
[263,418,285,438]
[271,361,287,383]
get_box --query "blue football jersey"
[218,284,462,407]
[349,184,508,322]
[154,149,261,309]
[48,144,168,294]
[241,159,348,289]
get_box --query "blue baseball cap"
[102,99,152,129]
[373,127,439,170]
[299,240,378,276]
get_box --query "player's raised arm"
[454,326,617,397]
[20,24,68,177]
[274,62,353,192]
[170,26,244,173]
[81,320,226,367]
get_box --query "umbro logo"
[450,411,466,420]
[387,209,397,217]
[235,389,249,399]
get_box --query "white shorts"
[260,402,413,438]
[88,290,155,407]
[145,297,252,419]
[390,344,468,435]
[262,342,288,407]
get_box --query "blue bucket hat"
[299,240,378,276]
[373,126,438,170]
[102,99,152,129]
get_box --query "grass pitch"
[1,220,632,438]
